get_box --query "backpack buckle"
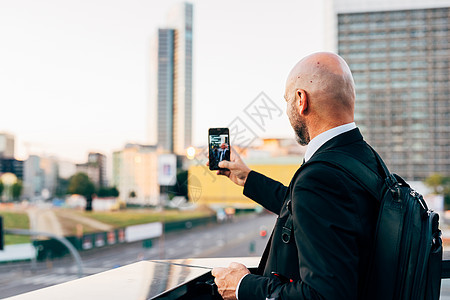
[386,175,401,200]
[282,200,293,243]
[281,227,291,243]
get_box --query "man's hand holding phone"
[208,128,251,187]
[209,146,251,187]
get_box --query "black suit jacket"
[221,149,229,161]
[239,128,381,299]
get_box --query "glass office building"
[335,2,449,180]
[149,3,193,154]
[167,2,193,155]
[155,29,175,152]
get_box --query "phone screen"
[208,128,230,170]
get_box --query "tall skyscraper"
[154,29,175,152]
[328,0,450,181]
[149,2,193,154]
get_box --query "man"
[220,143,230,162]
[211,52,381,299]
[212,146,220,169]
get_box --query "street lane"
[0,213,276,298]
[3,212,449,299]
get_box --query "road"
[0,213,276,299]
[2,212,450,299]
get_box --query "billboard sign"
[158,154,177,186]
[125,222,163,243]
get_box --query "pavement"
[55,209,113,234]
[27,208,64,238]
[0,213,276,298]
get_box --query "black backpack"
[311,148,443,299]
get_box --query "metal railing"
[4,228,84,278]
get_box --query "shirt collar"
[304,122,356,162]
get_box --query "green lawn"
[1,209,214,245]
[77,209,213,228]
[0,211,30,245]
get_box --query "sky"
[0,0,327,163]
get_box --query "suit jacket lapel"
[291,128,363,181]
[311,128,363,158]
[284,128,363,200]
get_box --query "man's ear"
[296,89,308,115]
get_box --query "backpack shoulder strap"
[305,149,386,201]
[282,149,384,245]
[306,149,406,299]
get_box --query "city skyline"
[0,0,326,163]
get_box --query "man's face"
[285,92,310,146]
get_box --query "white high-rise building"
[148,2,193,155]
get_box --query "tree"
[68,173,96,211]
[97,186,119,198]
[167,170,188,200]
[97,187,109,198]
[109,187,119,197]
[425,173,450,210]
[11,180,23,201]
[424,173,447,194]
[0,180,3,199]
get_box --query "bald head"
[284,52,355,142]
[286,52,355,120]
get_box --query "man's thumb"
[218,160,232,169]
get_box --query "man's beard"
[288,101,310,146]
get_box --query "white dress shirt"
[235,122,356,299]
[304,122,356,162]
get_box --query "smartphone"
[208,128,230,171]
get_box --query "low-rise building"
[23,155,58,199]
[76,152,107,188]
[112,144,159,206]
[0,158,23,181]
[0,132,15,158]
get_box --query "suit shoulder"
[297,162,350,185]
